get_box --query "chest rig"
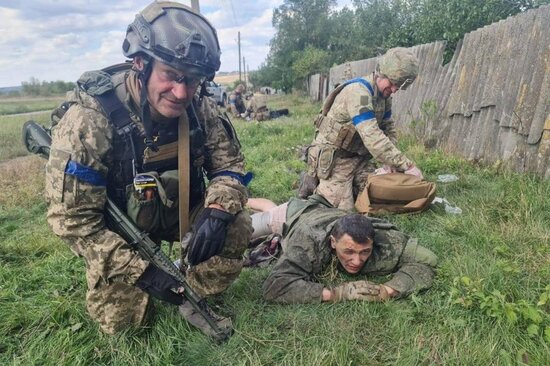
[73,63,206,211]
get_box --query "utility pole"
[247,63,250,90]
[243,56,246,87]
[190,0,200,13]
[238,31,242,83]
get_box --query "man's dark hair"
[331,214,374,243]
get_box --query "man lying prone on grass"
[249,195,438,303]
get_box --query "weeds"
[450,277,549,342]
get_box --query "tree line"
[249,0,548,92]
[20,77,75,97]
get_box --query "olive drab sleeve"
[262,199,343,304]
[340,83,412,170]
[383,238,438,297]
[262,237,325,304]
[199,97,249,214]
[45,93,149,289]
[361,229,437,297]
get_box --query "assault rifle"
[22,120,231,342]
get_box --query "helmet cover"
[377,47,419,90]
[123,1,221,79]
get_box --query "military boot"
[178,299,233,341]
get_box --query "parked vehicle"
[205,81,228,107]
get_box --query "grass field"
[0,95,548,365]
[0,96,64,116]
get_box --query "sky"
[0,0,295,87]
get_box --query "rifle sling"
[178,111,191,240]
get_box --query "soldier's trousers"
[85,209,252,334]
[184,207,253,298]
[315,155,375,210]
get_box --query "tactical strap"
[178,108,191,240]
[94,90,135,137]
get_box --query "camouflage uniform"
[46,69,252,334]
[306,73,415,210]
[245,95,270,121]
[228,90,246,117]
[262,195,437,304]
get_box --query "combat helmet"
[377,47,419,90]
[123,1,221,80]
[121,2,221,151]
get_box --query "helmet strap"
[137,59,159,152]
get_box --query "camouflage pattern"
[184,202,252,298]
[377,47,419,89]
[314,154,376,211]
[262,195,437,304]
[245,95,270,121]
[45,69,251,333]
[308,73,413,209]
[228,90,246,117]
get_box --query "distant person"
[249,195,437,304]
[228,83,247,117]
[44,1,252,337]
[299,48,423,210]
[243,92,289,121]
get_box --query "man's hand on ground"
[330,280,381,302]
[326,282,398,302]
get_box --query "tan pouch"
[316,145,337,180]
[355,173,436,215]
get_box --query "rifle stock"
[22,120,231,341]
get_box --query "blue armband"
[65,160,106,186]
[209,171,254,186]
[352,111,376,126]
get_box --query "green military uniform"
[46,69,252,334]
[306,73,414,210]
[262,195,437,304]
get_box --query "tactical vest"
[54,63,206,211]
[314,77,387,155]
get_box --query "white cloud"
[0,0,344,87]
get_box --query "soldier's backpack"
[355,173,436,215]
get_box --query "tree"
[255,0,549,90]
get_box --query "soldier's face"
[376,77,399,99]
[330,234,373,274]
[140,59,201,119]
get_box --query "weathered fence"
[309,5,550,178]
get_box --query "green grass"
[0,96,64,116]
[0,112,51,161]
[1,95,548,365]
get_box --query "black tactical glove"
[135,264,184,305]
[188,207,235,265]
